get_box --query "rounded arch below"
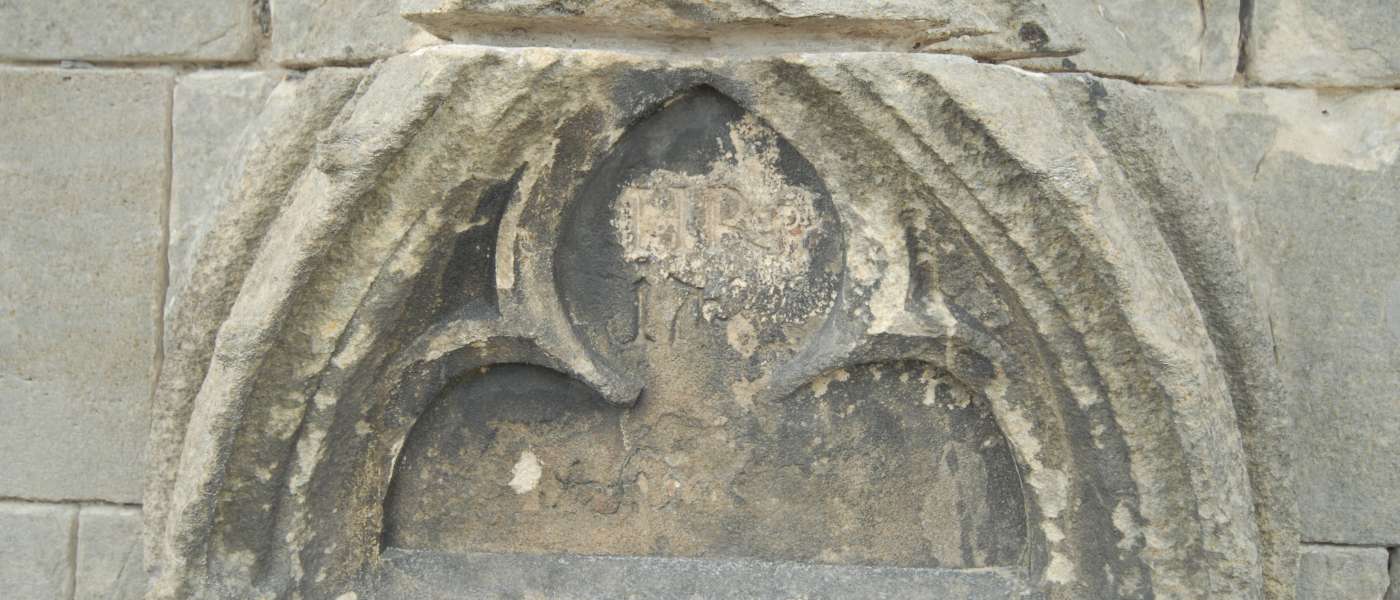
[382,361,1028,570]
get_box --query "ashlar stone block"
[0,67,169,504]
[1296,545,1390,600]
[0,502,77,600]
[271,0,433,65]
[1249,0,1400,87]
[936,0,1242,83]
[1245,92,1400,545]
[0,1,255,62]
[76,506,145,600]
[405,0,1241,83]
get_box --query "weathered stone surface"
[374,550,1037,599]
[1124,86,1400,546]
[76,506,145,600]
[1061,80,1304,600]
[386,363,1026,568]
[401,0,1002,48]
[171,70,283,313]
[932,0,1241,82]
[383,91,1022,569]
[405,0,1002,24]
[271,0,434,65]
[1248,0,1400,87]
[145,65,368,594]
[148,46,1288,599]
[405,0,1240,82]
[1295,545,1389,600]
[1257,94,1400,545]
[0,1,255,62]
[0,67,168,504]
[0,502,77,600]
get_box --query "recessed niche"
[383,361,1026,569]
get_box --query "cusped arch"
[146,46,1290,600]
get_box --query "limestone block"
[405,0,1240,83]
[0,1,255,62]
[0,502,77,600]
[171,70,283,314]
[0,67,169,504]
[76,506,145,600]
[1252,93,1400,545]
[1249,0,1400,87]
[271,0,432,65]
[376,551,1033,598]
[1144,86,1400,544]
[955,0,1242,83]
[400,0,1003,40]
[1296,545,1390,600]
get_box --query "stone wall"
[1,1,1396,598]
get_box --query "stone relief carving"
[146,44,1295,599]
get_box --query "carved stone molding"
[147,46,1294,599]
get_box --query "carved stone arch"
[147,46,1293,600]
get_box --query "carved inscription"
[611,117,831,328]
